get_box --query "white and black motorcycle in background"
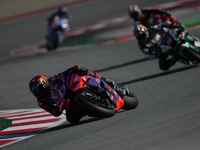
[46,16,71,50]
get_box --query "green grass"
[0,118,12,131]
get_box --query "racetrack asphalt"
[1,0,200,150]
[0,0,89,20]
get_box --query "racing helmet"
[133,24,149,41]
[58,7,67,14]
[29,75,49,99]
[128,5,142,21]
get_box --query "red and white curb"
[9,0,200,56]
[0,109,66,148]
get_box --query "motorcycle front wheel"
[46,37,59,50]
[182,48,200,62]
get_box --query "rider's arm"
[149,21,178,32]
[63,65,102,78]
[64,65,114,86]
[159,21,184,30]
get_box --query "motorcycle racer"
[45,6,72,50]
[29,65,127,123]
[133,21,199,70]
[128,5,183,28]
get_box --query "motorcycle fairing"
[68,75,124,111]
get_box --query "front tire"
[46,35,59,50]
[182,48,200,62]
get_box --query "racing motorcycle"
[149,22,200,66]
[46,16,71,50]
[53,74,138,120]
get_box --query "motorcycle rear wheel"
[121,93,138,110]
[76,95,115,118]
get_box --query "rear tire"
[76,96,115,118]
[122,94,138,110]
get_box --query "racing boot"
[102,78,130,98]
[114,84,129,98]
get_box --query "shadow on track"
[93,58,149,73]
[41,110,132,134]
[118,65,199,85]
[41,117,105,134]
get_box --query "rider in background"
[128,5,183,28]
[29,65,127,123]
[47,7,71,27]
[133,22,183,70]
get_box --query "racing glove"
[71,65,81,74]
[70,65,89,76]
